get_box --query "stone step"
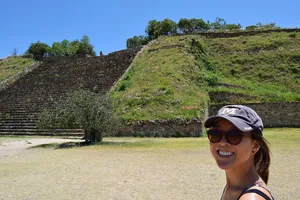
[0,131,84,136]
[0,110,41,113]
[0,119,38,122]
[0,116,39,120]
[0,125,36,129]
[0,122,36,126]
[0,129,84,133]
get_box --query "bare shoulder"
[239,186,273,200]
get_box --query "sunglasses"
[207,129,251,145]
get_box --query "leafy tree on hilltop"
[224,23,242,31]
[178,18,193,34]
[153,19,177,38]
[76,35,96,56]
[26,35,96,59]
[26,41,50,60]
[190,18,209,32]
[49,39,74,57]
[145,20,159,39]
[126,35,150,48]
[246,23,280,30]
[210,17,227,30]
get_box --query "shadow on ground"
[32,141,129,149]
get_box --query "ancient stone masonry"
[209,102,300,127]
[0,47,141,136]
[118,119,202,137]
[185,28,300,38]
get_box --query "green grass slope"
[110,36,208,122]
[111,31,300,123]
[0,56,35,82]
[204,31,300,102]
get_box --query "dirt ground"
[0,138,299,200]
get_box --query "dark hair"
[252,133,271,184]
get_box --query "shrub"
[289,33,297,38]
[205,74,218,86]
[37,90,120,144]
[26,41,50,60]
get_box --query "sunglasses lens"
[207,129,244,145]
[226,130,243,145]
[207,130,222,143]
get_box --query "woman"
[204,105,275,200]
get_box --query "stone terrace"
[0,47,141,136]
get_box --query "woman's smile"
[218,150,234,157]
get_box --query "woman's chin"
[216,159,235,170]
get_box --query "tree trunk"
[85,128,103,144]
[95,129,103,142]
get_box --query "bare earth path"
[0,137,299,199]
[0,138,84,157]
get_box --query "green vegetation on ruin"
[111,31,300,122]
[0,56,35,82]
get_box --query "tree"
[210,17,227,30]
[126,35,149,48]
[224,23,242,31]
[37,90,120,144]
[145,20,159,39]
[178,18,193,34]
[26,41,50,60]
[12,48,18,56]
[75,35,96,56]
[190,18,209,32]
[246,23,279,31]
[256,22,279,29]
[245,25,258,30]
[153,19,177,38]
[49,40,73,57]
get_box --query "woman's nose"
[219,134,229,145]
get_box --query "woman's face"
[209,119,258,170]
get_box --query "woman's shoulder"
[239,185,274,200]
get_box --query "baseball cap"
[204,105,263,135]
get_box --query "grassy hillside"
[0,56,35,82]
[110,36,208,122]
[111,31,300,122]
[204,31,300,102]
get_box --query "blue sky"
[1,0,299,58]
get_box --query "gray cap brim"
[204,116,254,132]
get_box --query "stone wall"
[208,91,256,103]
[184,28,300,38]
[117,119,202,137]
[209,102,300,127]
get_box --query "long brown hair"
[252,133,271,184]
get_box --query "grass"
[204,32,300,102]
[28,128,300,150]
[110,36,208,122]
[111,32,300,122]
[0,56,35,82]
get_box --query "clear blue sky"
[1,0,299,58]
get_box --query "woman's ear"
[252,140,260,154]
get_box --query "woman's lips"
[217,150,234,157]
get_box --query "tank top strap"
[238,183,275,200]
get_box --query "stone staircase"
[0,47,141,136]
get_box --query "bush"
[205,74,218,86]
[37,90,120,143]
[26,41,50,60]
[289,33,297,38]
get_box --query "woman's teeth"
[218,150,233,156]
